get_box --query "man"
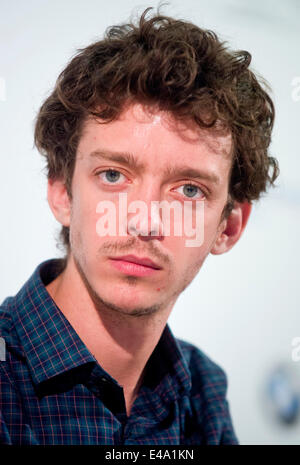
[0,8,278,445]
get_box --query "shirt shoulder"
[176,337,228,397]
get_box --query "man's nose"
[126,184,164,239]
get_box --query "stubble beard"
[70,229,205,320]
[73,253,169,318]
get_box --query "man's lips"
[109,254,162,270]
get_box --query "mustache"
[98,237,170,265]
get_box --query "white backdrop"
[0,0,299,445]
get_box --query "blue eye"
[99,169,125,184]
[175,184,205,199]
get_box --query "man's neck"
[45,256,175,416]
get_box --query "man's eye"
[174,184,205,199]
[98,169,125,184]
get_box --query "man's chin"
[90,292,161,318]
[73,255,163,317]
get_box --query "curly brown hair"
[34,7,279,255]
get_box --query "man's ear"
[47,179,71,227]
[210,201,252,255]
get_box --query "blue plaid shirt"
[0,259,238,445]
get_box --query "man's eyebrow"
[89,149,220,185]
[162,165,221,185]
[89,150,145,172]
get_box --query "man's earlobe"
[47,179,71,227]
[210,201,252,255]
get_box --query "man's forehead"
[79,103,233,161]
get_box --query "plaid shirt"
[0,259,238,445]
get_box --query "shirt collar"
[12,258,96,385]
[142,324,192,401]
[12,259,192,397]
